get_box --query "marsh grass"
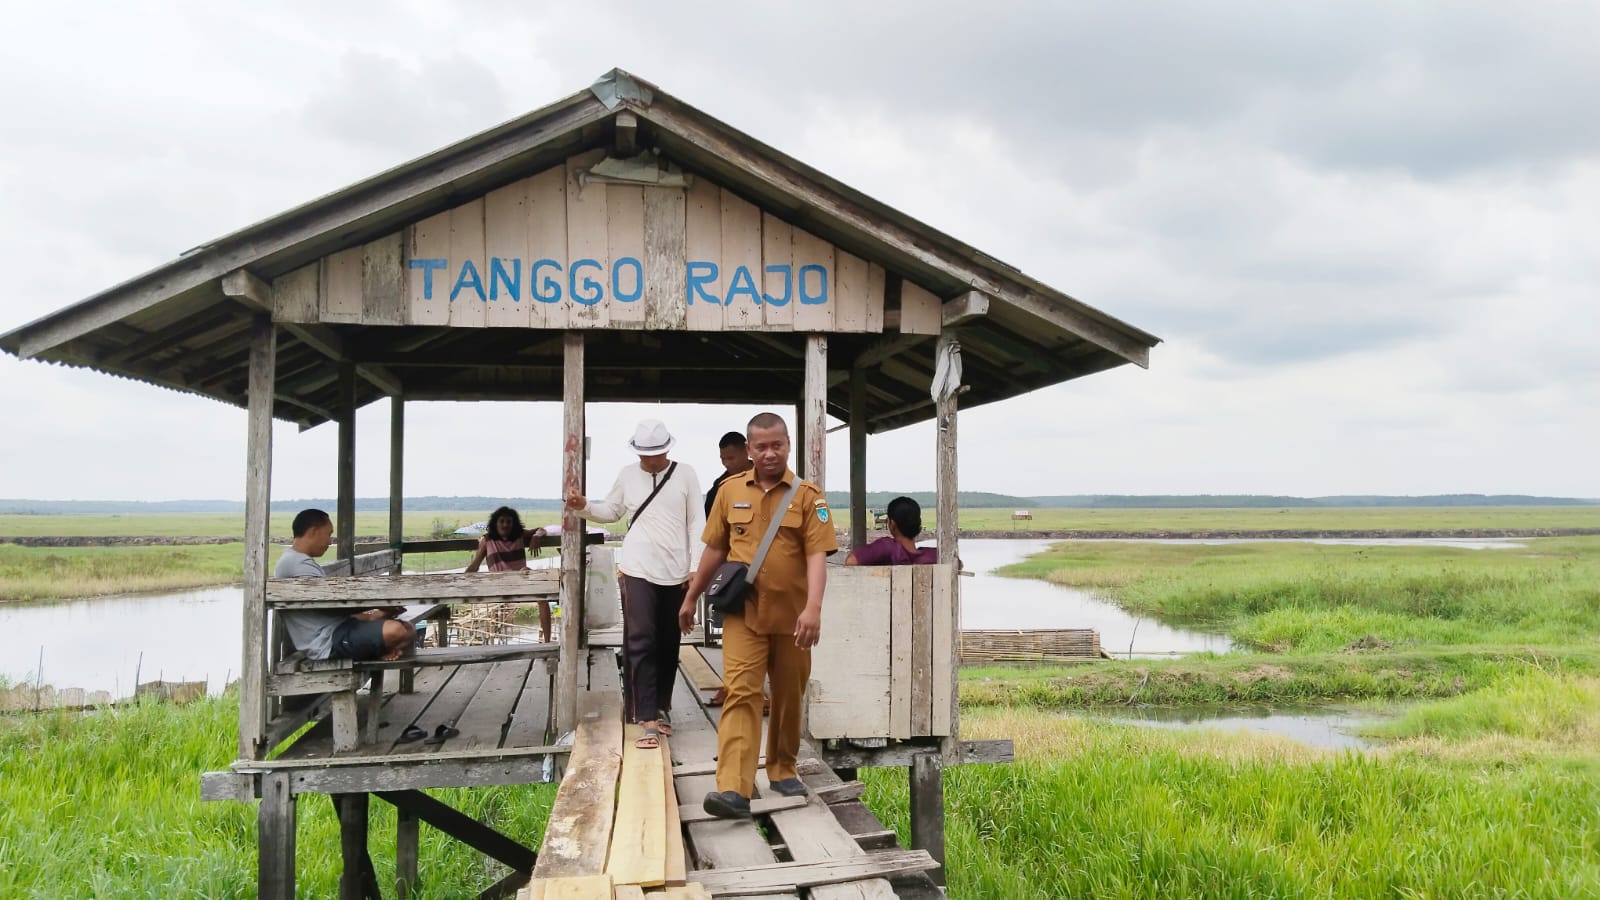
[0,695,554,897]
[0,543,248,602]
[862,709,1600,898]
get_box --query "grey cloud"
[299,51,512,154]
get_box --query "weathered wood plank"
[889,567,912,740]
[802,335,827,484]
[534,689,624,880]
[266,570,559,606]
[864,263,886,334]
[790,226,833,332]
[556,331,585,735]
[661,735,688,886]
[817,738,1014,770]
[683,177,723,331]
[759,213,793,331]
[848,366,867,551]
[272,263,320,324]
[931,566,953,737]
[935,331,960,755]
[321,245,364,324]
[485,178,533,328]
[719,190,762,330]
[505,658,553,748]
[258,771,296,899]
[240,316,275,759]
[899,281,942,336]
[453,659,532,751]
[677,795,807,824]
[566,148,610,328]
[805,567,891,739]
[642,186,687,330]
[336,361,357,563]
[527,165,568,329]
[606,724,667,887]
[754,772,894,900]
[833,251,869,333]
[388,663,492,756]
[288,755,558,795]
[691,850,936,895]
[396,805,419,899]
[909,754,945,886]
[530,874,612,900]
[606,184,647,328]
[362,232,407,325]
[407,210,451,326]
[910,566,933,736]
[445,197,487,328]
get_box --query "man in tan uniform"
[680,411,837,818]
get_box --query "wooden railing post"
[556,332,585,735]
[240,315,275,760]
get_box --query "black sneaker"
[769,777,807,797]
[702,790,751,819]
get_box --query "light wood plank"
[485,178,533,327]
[267,570,559,606]
[606,184,647,327]
[833,251,869,333]
[889,567,912,740]
[533,874,613,900]
[720,191,762,330]
[321,245,364,323]
[613,886,646,900]
[790,226,834,332]
[680,647,723,692]
[864,263,886,334]
[663,886,713,900]
[566,148,610,328]
[910,566,932,736]
[527,164,569,329]
[407,210,452,325]
[806,568,891,739]
[643,186,688,330]
[448,197,488,328]
[683,178,724,331]
[272,263,320,323]
[759,213,793,330]
[661,736,688,886]
[535,689,624,880]
[607,724,668,887]
[899,281,941,336]
[677,795,807,824]
[691,851,936,895]
[931,566,953,737]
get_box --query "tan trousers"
[715,611,810,797]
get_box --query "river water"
[0,537,1521,699]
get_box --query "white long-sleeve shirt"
[578,460,704,586]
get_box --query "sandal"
[657,710,673,736]
[397,725,428,744]
[635,728,660,750]
[422,724,460,745]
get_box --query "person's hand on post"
[564,493,586,511]
[794,605,821,649]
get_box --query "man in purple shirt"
[845,496,938,566]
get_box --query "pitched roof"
[0,69,1159,432]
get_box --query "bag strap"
[627,462,677,533]
[744,478,802,584]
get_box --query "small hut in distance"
[1,69,1159,898]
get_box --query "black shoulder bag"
[627,462,677,533]
[705,479,800,615]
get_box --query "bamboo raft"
[958,628,1105,665]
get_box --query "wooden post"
[910,753,946,886]
[556,332,585,735]
[849,364,868,549]
[803,335,827,485]
[935,330,962,760]
[396,805,420,899]
[258,771,296,900]
[389,396,404,556]
[336,793,379,900]
[337,360,357,562]
[240,315,275,760]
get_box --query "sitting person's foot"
[702,790,751,820]
[768,777,806,797]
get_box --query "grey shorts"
[330,618,388,661]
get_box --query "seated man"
[845,496,938,566]
[274,508,415,661]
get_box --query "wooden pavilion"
[1,69,1159,898]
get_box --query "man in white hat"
[565,419,704,749]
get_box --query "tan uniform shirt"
[702,468,838,635]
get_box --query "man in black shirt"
[704,431,751,516]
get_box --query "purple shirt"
[852,536,938,566]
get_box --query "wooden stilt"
[557,331,586,736]
[336,793,374,900]
[337,360,357,563]
[849,364,868,550]
[396,805,419,899]
[935,329,962,757]
[240,315,275,760]
[257,771,296,900]
[909,753,946,887]
[803,335,827,484]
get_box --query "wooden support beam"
[614,111,639,155]
[849,366,868,550]
[941,290,989,327]
[336,793,380,900]
[337,360,357,562]
[557,332,586,736]
[396,805,420,900]
[376,790,539,871]
[257,771,296,900]
[225,268,403,398]
[241,315,275,760]
[389,397,404,551]
[934,330,962,759]
[802,335,827,485]
[853,333,929,370]
[909,755,946,886]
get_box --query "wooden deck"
[526,646,946,899]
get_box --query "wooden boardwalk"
[525,647,945,899]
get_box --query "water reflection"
[1084,704,1382,751]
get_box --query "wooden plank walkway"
[521,647,943,899]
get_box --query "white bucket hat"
[628,419,675,455]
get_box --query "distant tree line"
[2,493,1594,515]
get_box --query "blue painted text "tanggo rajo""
[408,258,830,307]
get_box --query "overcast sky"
[1,1,1596,503]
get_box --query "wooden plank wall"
[272,152,896,333]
